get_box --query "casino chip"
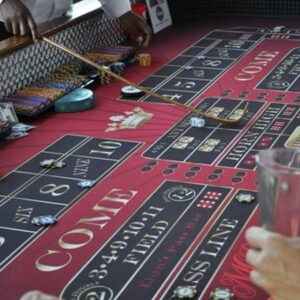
[111,62,125,76]
[121,85,145,98]
[32,215,57,226]
[196,55,206,61]
[235,193,255,203]
[190,117,205,128]
[40,159,66,169]
[77,179,96,188]
[52,161,66,169]
[210,288,234,300]
[272,25,286,33]
[40,159,56,168]
[173,285,197,299]
[184,65,194,70]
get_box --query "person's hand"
[245,226,300,300]
[0,0,37,40]
[20,290,59,300]
[119,11,151,47]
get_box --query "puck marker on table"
[55,88,94,113]
[121,85,145,98]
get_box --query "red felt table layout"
[1,17,300,300]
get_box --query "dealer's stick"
[43,36,248,125]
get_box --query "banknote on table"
[5,131,29,140]
[12,123,36,132]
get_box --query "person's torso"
[22,0,73,25]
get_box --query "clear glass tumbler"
[256,148,300,237]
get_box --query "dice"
[190,117,205,128]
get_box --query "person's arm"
[98,0,151,47]
[245,226,300,300]
[100,0,131,18]
[0,0,37,40]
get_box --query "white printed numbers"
[0,237,5,247]
[163,94,182,101]
[90,141,122,157]
[110,240,127,250]
[85,291,106,300]
[40,184,70,197]
[174,81,196,89]
[202,60,222,67]
[89,268,108,280]
[81,287,113,300]
[166,187,197,202]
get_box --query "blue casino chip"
[184,65,194,70]
[31,215,57,226]
[77,179,96,188]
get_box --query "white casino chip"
[210,288,234,300]
[173,285,197,299]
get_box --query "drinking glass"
[256,148,300,237]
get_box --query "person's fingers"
[27,15,38,41]
[250,270,282,295]
[136,36,144,46]
[246,248,261,267]
[137,20,151,47]
[128,25,143,46]
[245,226,270,249]
[19,15,29,36]
[11,20,20,35]
[250,269,265,288]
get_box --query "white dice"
[190,117,205,128]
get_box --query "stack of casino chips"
[0,63,90,116]
[18,87,64,101]
[81,59,125,85]
[1,93,52,115]
[41,73,88,88]
[99,62,126,84]
[111,62,125,76]
[41,63,89,88]
[55,63,82,75]
[99,65,112,85]
[0,56,127,116]
[85,45,135,62]
[138,53,151,67]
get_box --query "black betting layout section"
[0,135,141,270]
[61,180,233,299]
[143,99,263,165]
[219,103,300,169]
[143,100,300,170]
[121,29,264,105]
[162,189,257,300]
